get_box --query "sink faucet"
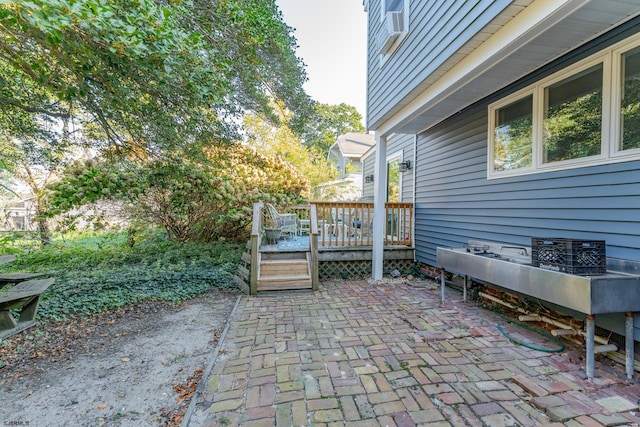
[500,246,528,256]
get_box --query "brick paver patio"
[187,280,640,426]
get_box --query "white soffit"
[378,0,640,136]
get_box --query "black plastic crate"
[531,238,606,275]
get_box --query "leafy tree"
[0,0,310,153]
[543,91,602,163]
[47,142,309,242]
[493,115,532,172]
[302,103,365,154]
[0,0,311,242]
[244,103,337,199]
[621,74,640,150]
[0,85,80,243]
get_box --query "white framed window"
[383,0,404,13]
[612,38,640,158]
[490,89,534,174]
[386,150,403,202]
[488,32,640,179]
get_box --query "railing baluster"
[308,201,411,248]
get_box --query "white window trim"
[487,32,640,180]
[487,86,535,179]
[611,37,640,160]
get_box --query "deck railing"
[306,201,413,247]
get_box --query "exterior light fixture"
[364,174,374,183]
[399,160,411,172]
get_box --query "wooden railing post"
[310,204,320,291]
[250,201,264,296]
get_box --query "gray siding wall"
[415,107,640,266]
[412,17,640,340]
[361,133,415,202]
[361,154,375,201]
[415,106,640,338]
[414,19,640,267]
[366,0,512,128]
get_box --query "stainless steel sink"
[474,251,531,265]
[437,244,640,315]
[436,239,640,380]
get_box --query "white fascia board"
[376,0,587,136]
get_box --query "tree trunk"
[34,200,51,246]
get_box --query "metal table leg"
[586,314,595,380]
[441,270,445,303]
[463,275,468,302]
[626,312,635,380]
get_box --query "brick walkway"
[187,280,640,426]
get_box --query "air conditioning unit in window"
[377,10,405,54]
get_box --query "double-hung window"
[488,33,640,178]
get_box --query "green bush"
[0,230,244,322]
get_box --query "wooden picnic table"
[0,278,54,340]
[0,272,47,284]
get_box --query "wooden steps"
[257,253,312,291]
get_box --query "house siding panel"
[361,154,375,201]
[415,106,640,339]
[415,105,640,265]
[361,133,415,202]
[414,20,640,268]
[367,0,513,128]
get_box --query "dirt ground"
[0,287,241,427]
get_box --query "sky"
[275,0,368,123]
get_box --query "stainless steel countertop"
[437,245,640,315]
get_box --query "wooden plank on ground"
[233,275,250,294]
[237,265,250,281]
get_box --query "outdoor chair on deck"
[264,203,297,241]
[298,218,310,235]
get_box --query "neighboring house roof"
[329,133,375,160]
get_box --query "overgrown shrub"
[0,231,244,321]
[46,142,309,242]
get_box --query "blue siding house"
[361,133,415,202]
[365,0,640,345]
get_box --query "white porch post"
[372,134,388,280]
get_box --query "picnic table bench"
[0,278,54,340]
[0,273,47,288]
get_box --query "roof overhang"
[375,0,640,136]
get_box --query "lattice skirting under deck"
[319,259,416,279]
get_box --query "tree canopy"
[0,0,311,153]
[0,1,370,242]
[302,103,365,154]
[244,101,337,199]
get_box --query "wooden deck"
[234,202,415,295]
